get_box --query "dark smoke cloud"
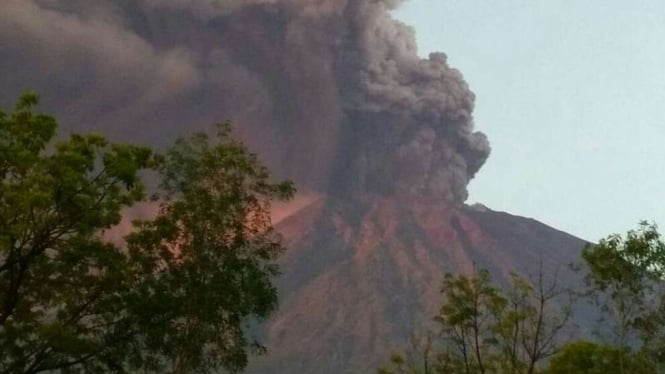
[0,0,489,203]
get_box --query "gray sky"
[395,0,665,241]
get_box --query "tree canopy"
[542,341,654,374]
[0,94,294,373]
[574,221,665,372]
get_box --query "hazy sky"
[395,0,665,241]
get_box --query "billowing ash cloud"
[0,0,489,204]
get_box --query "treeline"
[379,222,665,374]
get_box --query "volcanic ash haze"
[0,0,489,203]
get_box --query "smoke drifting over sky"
[0,0,489,203]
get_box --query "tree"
[492,269,571,374]
[123,124,295,373]
[0,94,294,373]
[575,221,665,372]
[0,93,153,373]
[435,269,506,374]
[379,267,571,374]
[542,341,654,374]
[377,333,444,374]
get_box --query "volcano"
[246,196,586,374]
[0,1,589,373]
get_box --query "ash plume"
[0,0,490,204]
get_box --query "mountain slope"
[249,196,587,373]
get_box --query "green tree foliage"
[435,269,507,374]
[542,341,654,374]
[0,94,294,373]
[377,333,441,374]
[123,125,295,373]
[0,93,153,373]
[568,221,665,372]
[379,268,570,374]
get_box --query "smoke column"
[0,0,490,203]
